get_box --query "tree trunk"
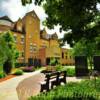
[3,60,12,74]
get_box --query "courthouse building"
[0,10,74,66]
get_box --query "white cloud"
[0,0,47,22]
[1,0,26,21]
[0,0,70,48]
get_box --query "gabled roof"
[0,16,13,23]
[12,18,24,33]
[40,29,50,40]
[51,32,58,40]
[25,10,40,21]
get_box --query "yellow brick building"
[0,10,74,66]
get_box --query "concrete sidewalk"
[16,73,45,100]
[0,70,42,100]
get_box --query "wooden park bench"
[40,71,66,92]
[51,71,66,89]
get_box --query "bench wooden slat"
[40,70,67,92]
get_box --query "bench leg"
[40,85,44,92]
[40,84,49,92]
[63,78,66,84]
[46,86,49,92]
[51,82,54,89]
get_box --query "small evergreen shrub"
[67,68,75,77]
[50,58,58,66]
[13,69,23,75]
[15,63,27,68]
[55,65,63,71]
[0,72,6,78]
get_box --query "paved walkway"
[17,73,45,100]
[0,70,82,100]
[0,70,42,100]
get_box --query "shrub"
[50,58,58,66]
[55,65,63,71]
[0,72,6,78]
[22,66,35,72]
[29,79,100,100]
[15,63,27,68]
[67,68,75,77]
[13,69,23,75]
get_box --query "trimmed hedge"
[0,72,6,78]
[67,68,75,77]
[13,69,23,75]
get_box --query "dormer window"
[32,13,36,18]
[18,26,22,31]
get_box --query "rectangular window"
[14,34,17,43]
[22,52,24,57]
[62,52,64,59]
[21,36,24,44]
[30,44,33,52]
[41,45,47,48]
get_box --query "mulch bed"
[0,75,16,83]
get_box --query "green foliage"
[72,38,100,69]
[67,68,75,77]
[21,0,32,5]
[0,72,6,78]
[29,79,100,100]
[72,38,96,57]
[95,34,100,50]
[22,0,100,47]
[50,58,58,66]
[13,69,23,75]
[0,31,19,74]
[34,0,100,47]
[55,65,62,71]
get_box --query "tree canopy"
[71,37,100,69]
[21,0,100,47]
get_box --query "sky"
[0,0,71,48]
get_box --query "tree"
[21,0,100,47]
[0,31,19,74]
[0,35,8,73]
[21,0,32,5]
[71,38,100,70]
